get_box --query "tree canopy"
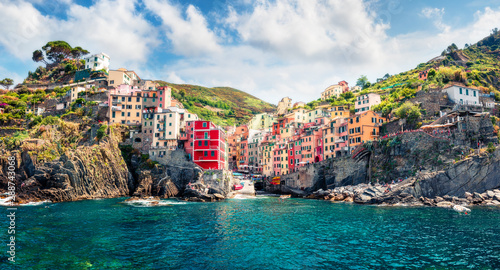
[356,75,370,89]
[32,41,89,66]
[0,78,13,90]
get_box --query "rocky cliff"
[0,126,133,203]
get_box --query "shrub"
[487,142,495,153]
[96,124,107,140]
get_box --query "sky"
[0,0,500,105]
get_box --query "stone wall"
[410,91,450,119]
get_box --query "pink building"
[333,118,349,157]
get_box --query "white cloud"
[224,0,390,65]
[0,1,55,59]
[0,0,158,71]
[144,0,221,56]
[420,7,450,32]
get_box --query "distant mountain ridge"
[155,81,276,126]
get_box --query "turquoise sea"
[1,196,500,269]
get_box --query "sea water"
[1,197,499,269]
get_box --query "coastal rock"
[436,201,454,208]
[434,196,444,203]
[343,196,353,202]
[490,200,500,206]
[474,192,484,200]
[486,190,495,199]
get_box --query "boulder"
[354,194,372,204]
[494,194,500,202]
[436,201,454,208]
[343,196,353,202]
[474,192,484,200]
[334,193,345,201]
[486,190,495,199]
[213,193,225,200]
[434,196,444,203]
[490,200,500,206]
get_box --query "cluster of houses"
[227,81,385,177]
[15,52,498,176]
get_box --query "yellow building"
[321,84,343,100]
[329,105,351,120]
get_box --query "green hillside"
[362,30,500,116]
[155,81,276,126]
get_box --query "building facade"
[354,93,381,114]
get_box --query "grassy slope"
[362,31,500,116]
[155,81,276,126]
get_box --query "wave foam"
[123,199,187,207]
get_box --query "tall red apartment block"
[182,120,227,170]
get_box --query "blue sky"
[1,0,499,104]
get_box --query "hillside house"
[84,53,110,72]
[354,93,381,114]
[442,84,480,106]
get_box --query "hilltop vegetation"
[362,29,500,117]
[155,81,276,126]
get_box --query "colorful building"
[354,93,381,114]
[183,120,227,170]
[348,111,386,149]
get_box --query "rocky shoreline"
[305,179,500,208]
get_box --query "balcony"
[158,127,165,131]
[371,132,379,136]
[195,156,220,162]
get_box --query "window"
[473,91,476,97]
[204,141,208,146]
[136,112,139,117]
[121,112,125,116]
[169,132,172,135]
[466,89,469,95]
[198,141,202,146]
[136,97,140,102]
[127,112,130,117]
[211,151,215,157]
[459,88,463,94]
[169,123,172,126]
[204,151,208,156]
[203,122,207,127]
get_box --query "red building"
[339,80,349,93]
[182,120,226,170]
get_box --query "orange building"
[347,111,386,149]
[227,125,249,170]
